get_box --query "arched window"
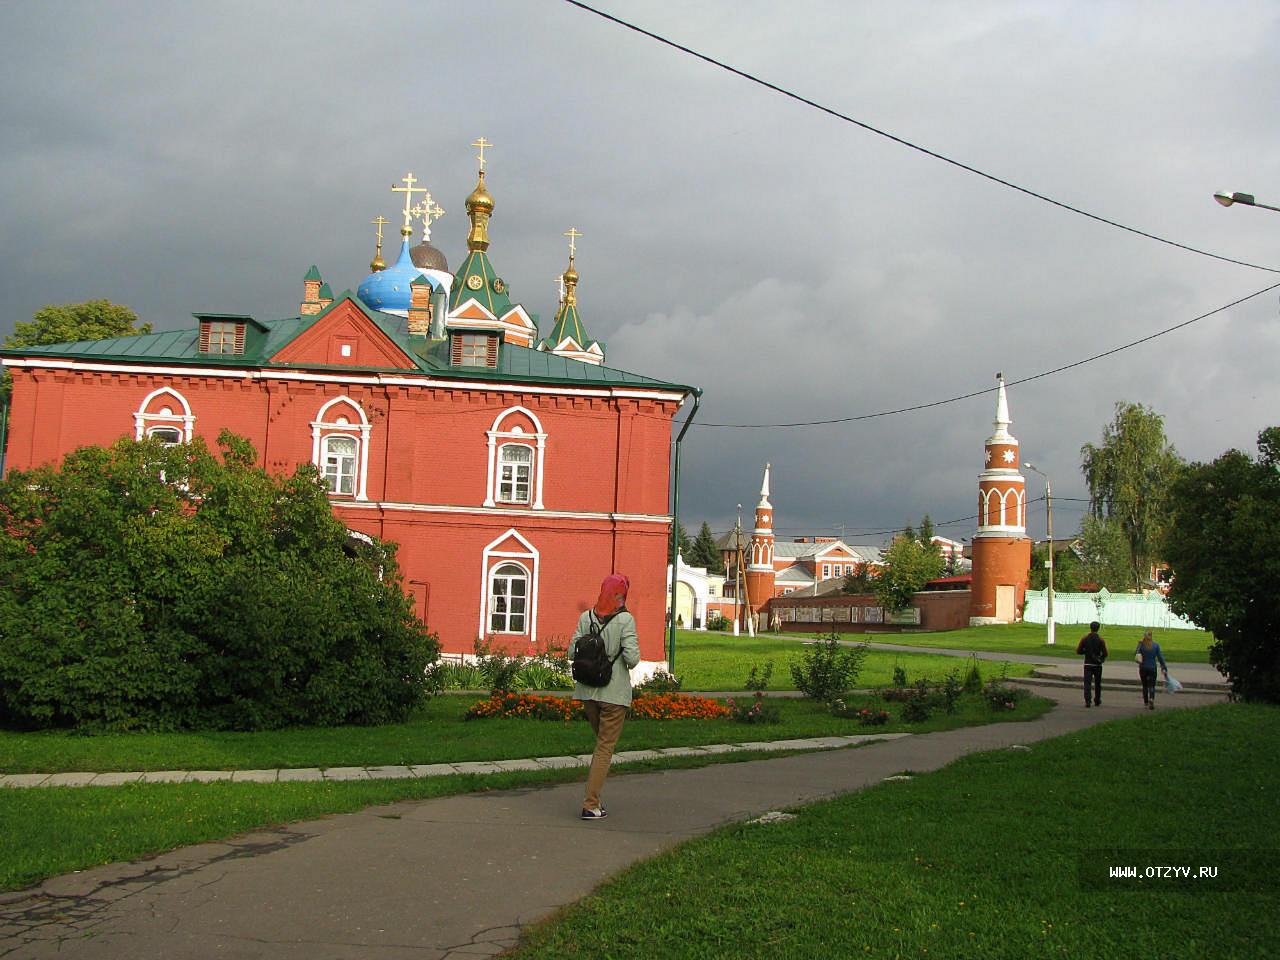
[134,387,195,443]
[489,562,529,634]
[311,397,371,501]
[497,443,533,504]
[322,435,358,495]
[485,406,547,509]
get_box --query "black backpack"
[572,612,622,687]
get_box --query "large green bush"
[0,431,438,731]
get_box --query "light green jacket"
[568,609,641,707]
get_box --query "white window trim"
[484,406,546,509]
[134,387,195,442]
[487,560,531,635]
[311,396,371,501]
[478,528,539,641]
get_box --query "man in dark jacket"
[1076,621,1108,707]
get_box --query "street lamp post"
[1023,463,1054,646]
[1213,190,1280,213]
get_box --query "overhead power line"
[693,280,1280,428]
[565,1,1280,275]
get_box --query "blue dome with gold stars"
[357,240,441,315]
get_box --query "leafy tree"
[842,562,877,595]
[688,521,724,574]
[918,515,936,549]
[875,535,945,611]
[2,300,151,403]
[1076,514,1134,591]
[0,431,438,731]
[1028,542,1083,592]
[1163,427,1280,703]
[1080,401,1182,590]
[901,522,917,544]
[668,520,693,563]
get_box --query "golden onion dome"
[466,171,494,213]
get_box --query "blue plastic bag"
[1165,674,1183,694]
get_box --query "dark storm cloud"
[2,0,1278,541]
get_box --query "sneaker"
[580,807,607,820]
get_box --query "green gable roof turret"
[303,265,322,282]
[318,282,333,299]
[449,249,515,316]
[546,253,598,355]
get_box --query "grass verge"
[853,622,1215,662]
[671,633,1033,689]
[511,702,1278,959]
[0,690,1049,774]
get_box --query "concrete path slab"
[0,686,1226,959]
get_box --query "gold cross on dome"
[411,194,446,242]
[472,137,493,172]
[391,172,430,234]
[563,227,582,260]
[371,215,389,244]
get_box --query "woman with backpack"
[569,573,640,820]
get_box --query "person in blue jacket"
[1135,630,1169,710]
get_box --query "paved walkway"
[0,684,1225,959]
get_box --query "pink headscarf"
[593,573,631,618]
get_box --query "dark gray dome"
[410,242,448,272]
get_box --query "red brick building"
[1,157,694,667]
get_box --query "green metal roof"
[303,265,322,281]
[1,293,693,392]
[318,282,333,299]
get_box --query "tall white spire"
[758,462,772,507]
[989,372,1015,444]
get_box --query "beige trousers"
[582,701,627,810]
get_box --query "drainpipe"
[667,387,702,672]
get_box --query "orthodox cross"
[411,192,444,241]
[472,137,493,172]
[391,172,430,235]
[563,227,582,261]
[370,215,390,270]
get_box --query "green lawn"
[0,692,1050,892]
[511,702,1278,959]
[671,633,1032,689]
[0,689,1048,774]
[857,622,1215,662]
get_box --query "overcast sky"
[3,0,1278,544]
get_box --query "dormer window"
[451,331,499,368]
[199,320,245,355]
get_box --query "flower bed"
[629,693,730,720]
[464,692,582,721]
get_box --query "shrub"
[984,679,1029,712]
[629,693,729,720]
[891,664,908,687]
[515,662,573,691]
[744,661,774,692]
[706,613,730,632]
[471,637,523,694]
[900,679,936,723]
[962,656,983,694]
[941,671,962,714]
[0,432,437,732]
[635,670,683,694]
[831,699,888,725]
[790,634,869,703]
[727,692,781,724]
[427,661,486,690]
